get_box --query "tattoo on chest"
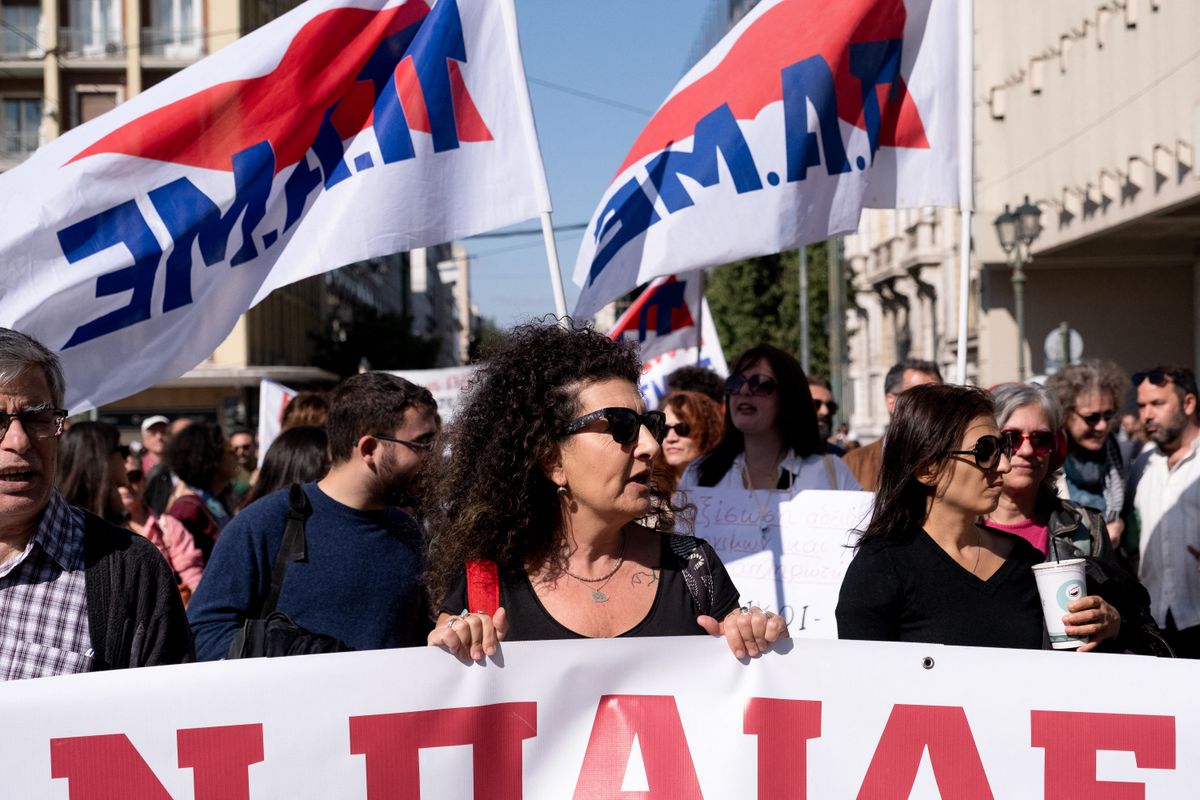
[631,569,659,587]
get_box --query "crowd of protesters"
[1,319,1197,682]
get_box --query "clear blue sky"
[465,0,717,327]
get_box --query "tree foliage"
[706,244,844,379]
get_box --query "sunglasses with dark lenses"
[1074,410,1118,428]
[950,434,1013,470]
[725,374,778,397]
[665,422,692,438]
[813,399,839,415]
[1001,429,1056,456]
[1133,368,1199,396]
[561,408,667,445]
[0,408,68,440]
[126,469,145,484]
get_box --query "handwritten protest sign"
[683,488,873,637]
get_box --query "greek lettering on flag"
[0,0,550,412]
[573,0,962,318]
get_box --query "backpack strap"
[666,534,714,617]
[465,559,500,616]
[254,484,312,620]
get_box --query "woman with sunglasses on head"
[424,321,787,661]
[657,391,724,491]
[836,384,1047,649]
[678,344,860,493]
[985,383,1161,653]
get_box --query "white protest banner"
[389,365,477,421]
[0,0,550,413]
[255,378,296,468]
[636,305,727,410]
[684,488,873,637]
[573,0,963,317]
[1,636,1193,797]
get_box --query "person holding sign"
[678,344,860,494]
[836,384,1047,649]
[424,322,786,660]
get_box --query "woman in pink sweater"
[120,467,204,603]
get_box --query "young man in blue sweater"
[187,372,439,660]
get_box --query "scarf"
[1063,436,1126,523]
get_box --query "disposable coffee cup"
[1032,558,1089,649]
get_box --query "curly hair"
[656,390,724,487]
[1045,359,1128,416]
[424,319,681,607]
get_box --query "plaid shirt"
[0,491,92,680]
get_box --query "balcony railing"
[1,129,39,158]
[58,25,122,58]
[140,23,203,58]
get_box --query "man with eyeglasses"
[188,372,440,660]
[844,358,942,491]
[0,328,192,679]
[807,375,846,456]
[1127,366,1200,658]
[1046,360,1133,547]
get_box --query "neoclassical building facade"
[844,0,1200,439]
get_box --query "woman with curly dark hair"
[425,320,788,661]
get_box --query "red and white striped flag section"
[0,0,551,412]
[572,0,963,318]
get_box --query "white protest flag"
[0,0,551,412]
[573,0,961,317]
[255,379,297,468]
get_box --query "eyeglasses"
[813,399,839,415]
[561,408,666,445]
[949,434,1012,470]
[0,408,68,440]
[664,422,691,438]
[725,374,777,397]
[372,433,435,452]
[1073,409,1118,428]
[232,443,254,452]
[126,469,145,484]
[1000,429,1056,456]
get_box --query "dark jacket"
[1044,497,1171,657]
[82,513,194,670]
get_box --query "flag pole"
[695,271,706,364]
[498,0,565,320]
[799,246,810,373]
[540,211,569,319]
[954,0,975,385]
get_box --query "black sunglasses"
[1134,368,1199,397]
[0,408,68,440]
[725,374,778,397]
[1073,410,1118,428]
[949,434,1012,470]
[561,408,666,445]
[665,422,692,438]
[813,399,839,414]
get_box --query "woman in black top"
[836,384,1045,649]
[424,321,787,660]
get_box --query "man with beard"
[1128,366,1200,657]
[807,376,845,455]
[187,372,439,660]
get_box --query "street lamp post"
[993,195,1043,380]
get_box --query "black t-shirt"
[441,536,741,640]
[836,526,1044,649]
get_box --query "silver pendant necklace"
[743,461,793,542]
[565,532,627,603]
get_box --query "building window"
[2,97,41,157]
[63,0,121,57]
[144,0,202,58]
[71,86,121,128]
[1,2,43,58]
